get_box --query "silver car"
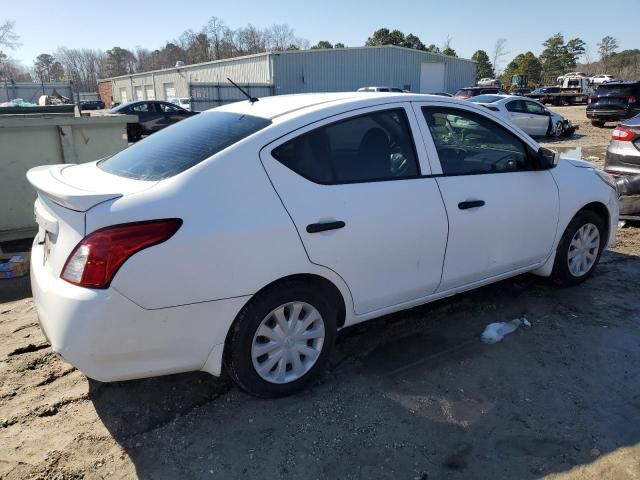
[605,114,640,218]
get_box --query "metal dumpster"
[0,114,136,242]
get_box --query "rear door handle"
[458,200,485,210]
[306,221,346,233]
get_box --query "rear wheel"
[551,210,606,286]
[591,120,605,128]
[224,280,337,397]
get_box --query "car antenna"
[227,78,258,103]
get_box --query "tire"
[551,210,606,286]
[224,280,338,397]
[552,120,564,137]
[591,120,605,128]
[127,124,143,142]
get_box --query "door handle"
[458,200,485,210]
[306,221,346,233]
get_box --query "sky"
[4,0,638,71]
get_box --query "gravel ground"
[1,105,640,480]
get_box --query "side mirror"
[528,146,558,170]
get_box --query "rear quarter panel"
[85,135,354,314]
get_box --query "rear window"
[98,112,271,180]
[455,89,472,96]
[596,84,636,96]
[469,95,503,103]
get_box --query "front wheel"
[551,210,606,286]
[224,280,337,397]
[551,120,564,137]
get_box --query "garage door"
[163,82,176,100]
[134,86,144,101]
[145,85,155,100]
[119,87,128,103]
[419,62,445,93]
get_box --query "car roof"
[212,92,471,121]
[597,81,639,86]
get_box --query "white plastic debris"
[481,317,530,344]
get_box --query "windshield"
[99,111,271,180]
[469,95,503,103]
[596,84,635,96]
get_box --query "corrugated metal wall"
[272,46,475,94]
[107,47,475,103]
[109,54,272,103]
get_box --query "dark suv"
[586,81,640,127]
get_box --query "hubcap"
[251,301,325,384]
[567,223,600,277]
[554,121,563,137]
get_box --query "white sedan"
[470,94,575,138]
[28,93,618,397]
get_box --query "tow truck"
[526,73,594,106]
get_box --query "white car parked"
[477,78,501,87]
[28,93,618,397]
[591,74,616,86]
[168,97,191,111]
[470,94,575,137]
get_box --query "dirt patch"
[1,106,640,479]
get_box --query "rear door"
[260,104,448,315]
[414,103,559,290]
[504,99,530,132]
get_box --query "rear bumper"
[605,151,640,175]
[31,241,249,381]
[586,108,635,121]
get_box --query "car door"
[504,99,530,132]
[414,103,559,291]
[128,102,156,132]
[260,104,448,315]
[524,100,550,136]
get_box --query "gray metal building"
[103,46,476,110]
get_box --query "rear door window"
[596,84,636,96]
[99,112,271,180]
[271,108,420,184]
[506,100,527,113]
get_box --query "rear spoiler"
[27,165,122,212]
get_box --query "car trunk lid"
[27,162,157,276]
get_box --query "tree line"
[1,18,638,93]
[473,33,637,86]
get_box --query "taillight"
[61,219,182,288]
[629,96,637,104]
[611,126,637,142]
[587,96,595,104]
